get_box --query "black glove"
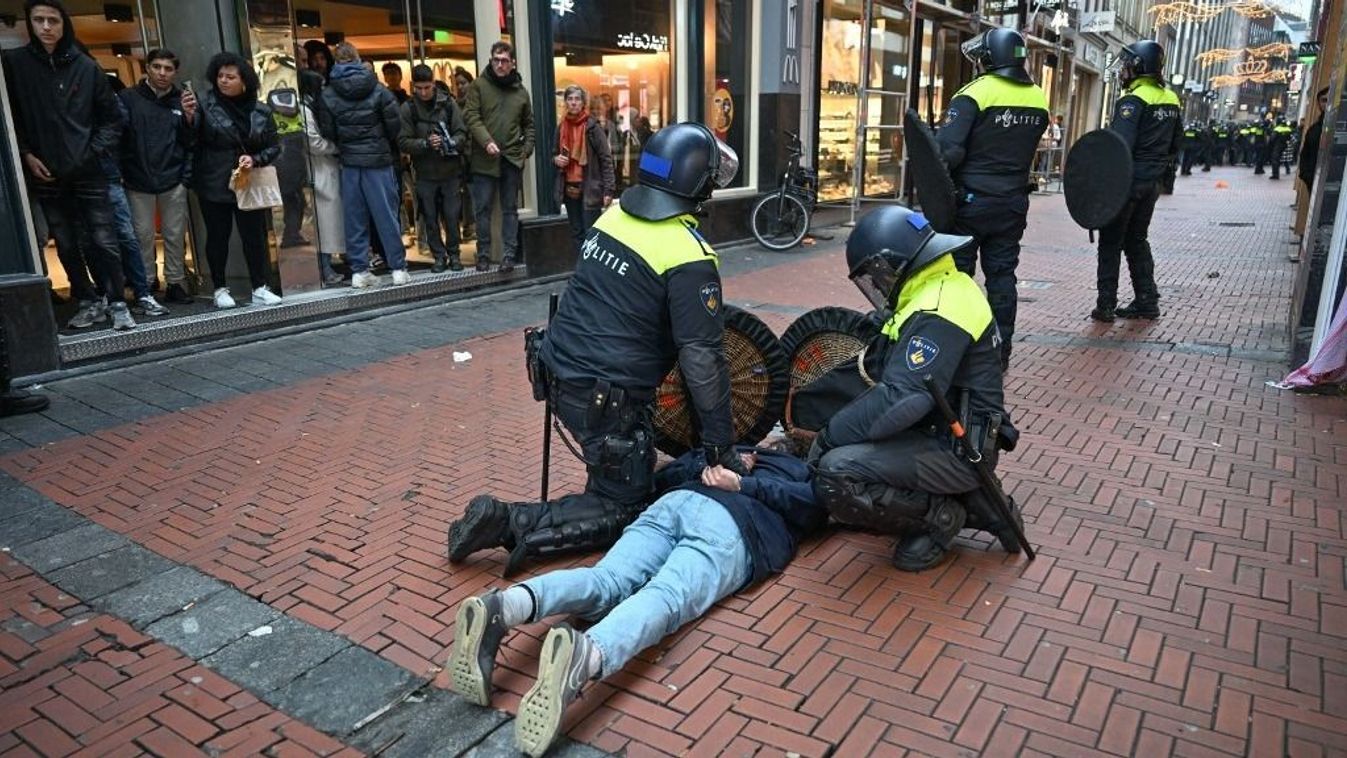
[705,444,749,476]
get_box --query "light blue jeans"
[523,489,750,678]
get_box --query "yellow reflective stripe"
[592,207,718,274]
[957,76,1049,111]
[880,259,992,341]
[1126,80,1180,107]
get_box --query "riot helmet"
[845,206,973,311]
[961,28,1032,84]
[1111,40,1165,86]
[620,122,740,221]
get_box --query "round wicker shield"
[653,305,789,456]
[779,307,881,432]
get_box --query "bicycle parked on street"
[750,130,818,251]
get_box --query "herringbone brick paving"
[0,554,360,757]
[2,167,1345,756]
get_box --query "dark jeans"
[1096,181,1160,310]
[952,194,1028,354]
[37,177,124,304]
[470,162,523,262]
[563,196,603,254]
[281,189,306,244]
[199,199,271,290]
[414,175,463,259]
[342,166,407,273]
[108,182,150,299]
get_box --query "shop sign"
[1079,10,1115,33]
[551,0,575,16]
[1083,43,1103,67]
[984,0,1023,15]
[616,33,669,52]
[783,0,800,86]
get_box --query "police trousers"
[1096,181,1160,310]
[953,194,1028,359]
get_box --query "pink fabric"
[1284,293,1347,387]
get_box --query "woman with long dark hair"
[192,52,282,308]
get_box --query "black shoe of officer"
[448,495,515,562]
[1116,301,1161,319]
[892,498,965,572]
[0,389,51,418]
[1090,306,1116,322]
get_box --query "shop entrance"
[816,0,911,208]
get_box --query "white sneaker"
[108,302,137,331]
[213,287,236,309]
[391,269,411,286]
[252,285,283,306]
[351,271,381,289]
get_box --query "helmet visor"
[849,253,905,311]
[961,33,988,66]
[711,138,740,189]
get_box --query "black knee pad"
[813,469,935,535]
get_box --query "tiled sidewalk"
[2,167,1344,756]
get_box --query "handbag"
[230,164,284,210]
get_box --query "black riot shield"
[1064,129,1134,229]
[903,109,959,233]
[653,305,789,456]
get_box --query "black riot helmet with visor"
[961,28,1032,84]
[620,122,740,221]
[845,206,974,311]
[1109,40,1165,87]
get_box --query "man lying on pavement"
[446,443,827,757]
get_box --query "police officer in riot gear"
[1269,118,1293,180]
[808,205,1020,572]
[447,122,744,576]
[1093,40,1181,322]
[934,27,1048,371]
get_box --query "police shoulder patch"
[1119,102,1138,120]
[699,282,721,316]
[905,335,940,371]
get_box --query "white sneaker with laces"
[351,271,381,288]
[213,287,236,309]
[252,285,283,306]
[391,269,411,286]
[108,302,137,331]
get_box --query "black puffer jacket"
[119,81,195,193]
[318,62,401,168]
[1,3,121,182]
[192,90,280,204]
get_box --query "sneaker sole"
[515,628,576,758]
[448,597,491,707]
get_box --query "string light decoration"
[1197,48,1244,66]
[1247,42,1293,58]
[1148,0,1280,24]
[1228,0,1277,17]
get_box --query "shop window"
[703,0,750,188]
[551,1,673,193]
[818,0,909,202]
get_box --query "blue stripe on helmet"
[640,152,674,179]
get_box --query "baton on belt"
[922,375,1035,560]
[540,293,560,502]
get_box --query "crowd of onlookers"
[4,0,628,333]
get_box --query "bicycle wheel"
[751,192,810,251]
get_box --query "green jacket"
[463,70,535,176]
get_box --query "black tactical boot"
[1090,306,1116,322]
[891,498,966,572]
[432,254,448,273]
[448,253,464,272]
[1116,301,1161,319]
[448,495,515,562]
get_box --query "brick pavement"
[2,166,1345,756]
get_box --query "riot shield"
[779,307,884,445]
[903,109,959,233]
[1064,129,1134,229]
[653,305,789,456]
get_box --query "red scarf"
[559,111,589,184]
